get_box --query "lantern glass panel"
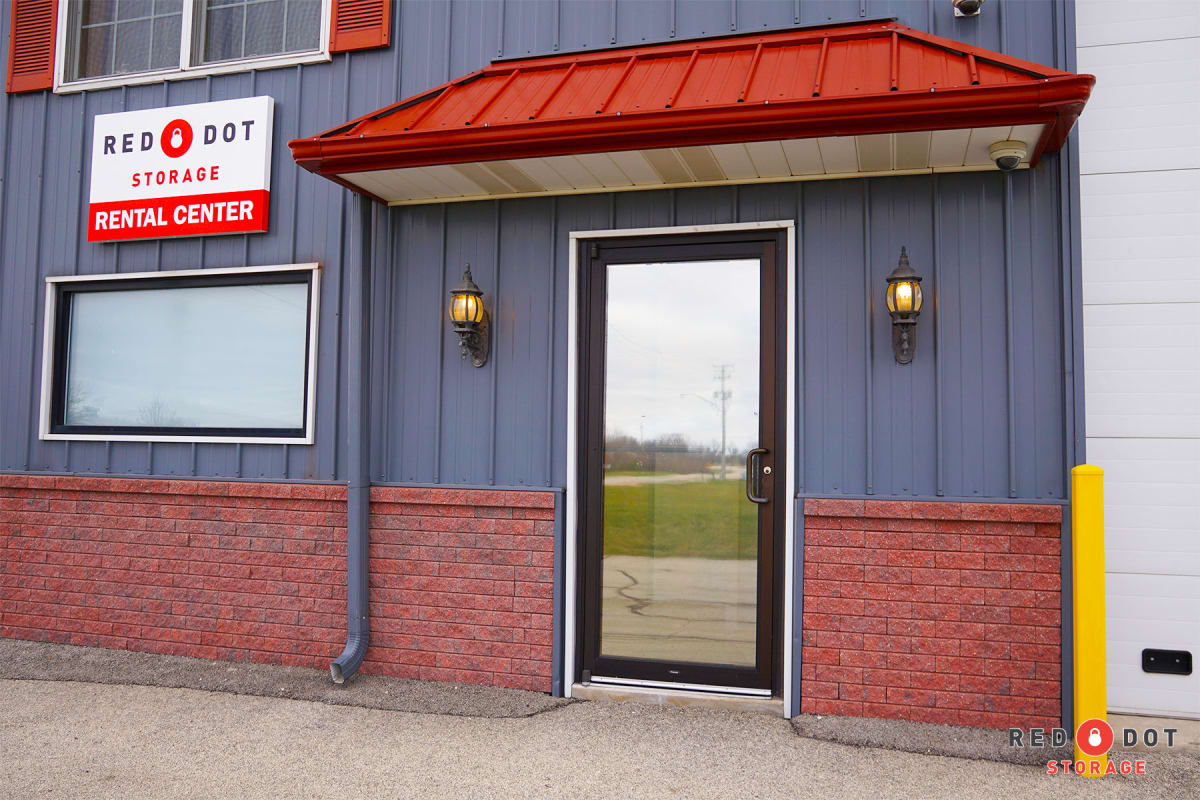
[887,280,922,314]
[449,293,483,325]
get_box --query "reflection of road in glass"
[600,554,757,667]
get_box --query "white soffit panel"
[779,138,825,175]
[816,136,858,173]
[708,143,758,180]
[338,126,1043,205]
[929,128,972,167]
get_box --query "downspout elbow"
[331,630,368,684]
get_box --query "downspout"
[331,193,373,684]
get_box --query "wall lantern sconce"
[448,264,490,367]
[885,247,924,365]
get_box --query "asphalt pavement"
[1,640,1195,799]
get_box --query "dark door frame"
[573,228,790,694]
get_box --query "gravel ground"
[0,638,569,718]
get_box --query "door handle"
[745,448,769,504]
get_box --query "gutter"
[288,76,1094,177]
[331,194,373,684]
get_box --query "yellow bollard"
[1072,464,1107,777]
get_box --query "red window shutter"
[330,0,392,53]
[7,0,57,93]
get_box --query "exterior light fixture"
[448,264,490,367]
[885,247,923,365]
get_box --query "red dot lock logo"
[160,119,193,158]
[1076,718,1114,757]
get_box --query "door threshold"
[573,681,784,716]
[588,675,772,697]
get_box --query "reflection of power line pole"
[714,364,732,479]
[681,364,733,479]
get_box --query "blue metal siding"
[0,0,1074,502]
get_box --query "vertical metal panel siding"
[1,1,1068,499]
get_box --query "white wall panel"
[1081,170,1200,305]
[1079,0,1200,719]
[1076,38,1200,175]
[1083,303,1200,439]
[1088,438,1200,578]
[1076,0,1200,48]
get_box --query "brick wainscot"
[801,498,1063,730]
[0,475,554,691]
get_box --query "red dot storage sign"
[88,96,273,242]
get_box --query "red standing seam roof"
[290,20,1093,190]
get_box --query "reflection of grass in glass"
[602,479,758,559]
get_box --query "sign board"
[88,96,274,242]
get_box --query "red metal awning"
[290,20,1093,205]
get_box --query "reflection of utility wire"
[247,283,307,310]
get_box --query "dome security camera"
[953,0,985,16]
[988,140,1027,172]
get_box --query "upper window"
[40,264,320,443]
[61,0,329,85]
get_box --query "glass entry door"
[579,233,784,692]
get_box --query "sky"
[604,259,761,456]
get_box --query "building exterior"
[1,0,1096,729]
[1076,0,1199,720]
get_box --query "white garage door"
[1078,0,1200,719]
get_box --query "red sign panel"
[88,190,269,242]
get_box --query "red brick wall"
[801,498,1063,730]
[367,486,555,691]
[0,475,555,692]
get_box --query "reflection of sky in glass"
[65,282,309,429]
[605,260,759,453]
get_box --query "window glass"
[71,0,183,80]
[64,0,324,82]
[60,279,310,433]
[199,0,323,65]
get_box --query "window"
[60,0,330,86]
[40,264,320,443]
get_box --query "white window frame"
[39,263,321,445]
[53,0,333,94]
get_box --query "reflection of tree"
[66,382,100,424]
[138,398,181,427]
[605,431,720,474]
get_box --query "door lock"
[762,466,772,475]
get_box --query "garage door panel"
[1077,38,1200,175]
[1084,302,1200,438]
[1107,574,1200,717]
[1109,550,1200,577]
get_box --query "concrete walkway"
[2,677,1193,799]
